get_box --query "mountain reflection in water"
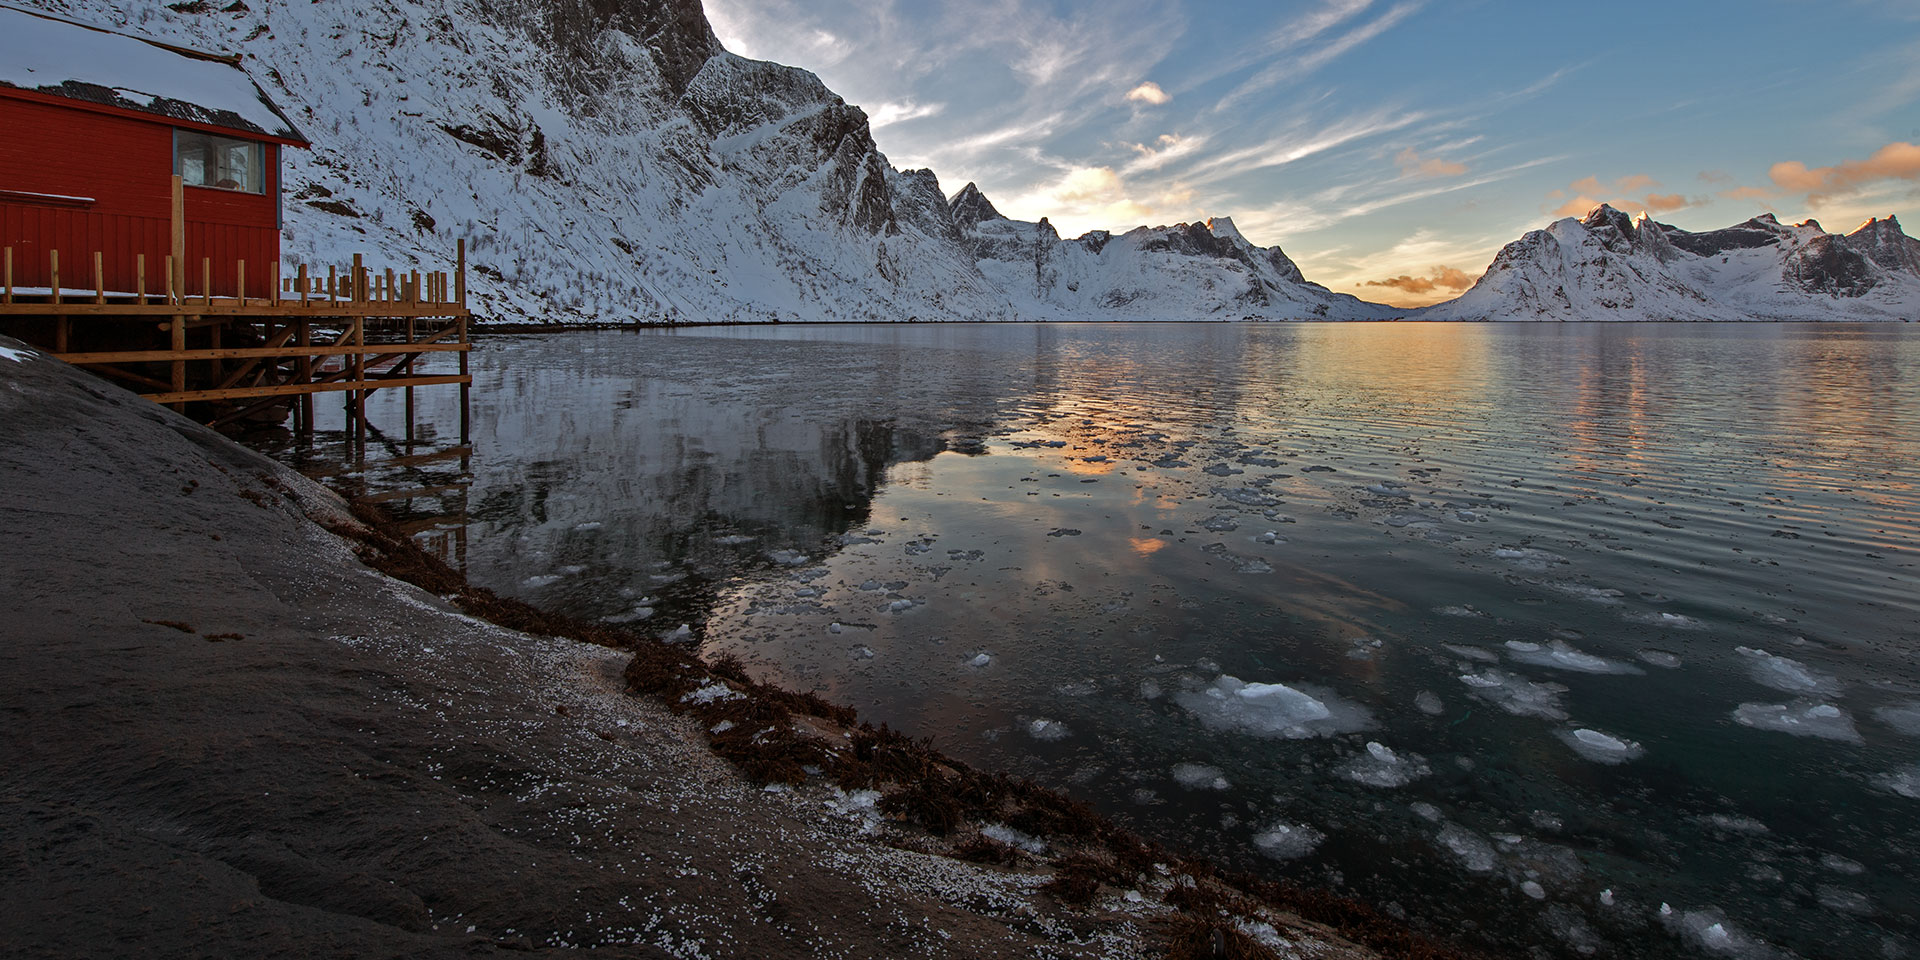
[275,323,1920,960]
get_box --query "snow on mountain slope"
[1425,205,1920,321]
[953,187,1394,321]
[25,0,1363,323]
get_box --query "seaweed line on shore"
[332,497,1487,960]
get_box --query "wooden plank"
[136,253,146,304]
[49,249,59,305]
[140,374,470,404]
[92,252,104,304]
[60,343,470,364]
[214,323,296,389]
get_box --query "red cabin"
[0,5,307,299]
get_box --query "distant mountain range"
[24,0,1918,322]
[1421,206,1920,321]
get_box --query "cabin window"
[173,130,265,194]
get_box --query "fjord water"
[290,323,1919,959]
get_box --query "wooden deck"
[0,241,472,439]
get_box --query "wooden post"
[385,267,395,305]
[136,254,146,304]
[172,307,188,413]
[405,311,416,444]
[458,310,469,445]
[352,254,363,302]
[92,252,104,303]
[298,264,309,306]
[328,265,337,302]
[353,314,365,445]
[297,319,312,434]
[170,175,185,304]
[49,250,60,305]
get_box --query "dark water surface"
[275,323,1920,960]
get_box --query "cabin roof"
[0,3,307,144]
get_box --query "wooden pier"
[0,236,472,440]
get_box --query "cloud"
[1126,82,1171,105]
[1719,185,1772,202]
[1003,165,1195,235]
[1215,1,1423,110]
[1549,175,1695,218]
[1395,147,1467,178]
[1769,141,1920,205]
[867,100,945,129]
[1123,133,1205,174]
[1365,265,1475,294]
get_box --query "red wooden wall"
[0,94,282,298]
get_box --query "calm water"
[274,323,1920,960]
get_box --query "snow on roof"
[0,4,305,143]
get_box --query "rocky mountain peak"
[949,183,1004,229]
[1845,214,1920,275]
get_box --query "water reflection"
[275,323,1920,960]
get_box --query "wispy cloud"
[867,100,945,129]
[1547,174,1695,218]
[1395,147,1467,178]
[1214,1,1424,112]
[1770,142,1920,206]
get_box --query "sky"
[702,0,1920,306]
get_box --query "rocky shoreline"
[0,336,1463,959]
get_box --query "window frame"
[172,128,267,195]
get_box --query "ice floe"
[1659,905,1789,960]
[1731,701,1862,743]
[1251,820,1324,860]
[1873,765,1920,798]
[1414,691,1445,715]
[1735,647,1841,697]
[967,652,993,668]
[1026,718,1071,741]
[1637,650,1683,669]
[1557,728,1645,764]
[1459,669,1570,720]
[1436,823,1498,873]
[1627,611,1709,631]
[1171,762,1231,790]
[1338,741,1430,787]
[1506,640,1643,675]
[1172,675,1372,739]
[1493,546,1570,570]
[767,549,809,565]
[980,823,1048,854]
[1872,702,1920,736]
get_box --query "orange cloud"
[1126,81,1171,105]
[1548,174,1694,219]
[1365,265,1475,295]
[1769,142,1920,205]
[1394,147,1467,178]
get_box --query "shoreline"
[0,335,1475,959]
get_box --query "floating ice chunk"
[1415,691,1445,715]
[714,534,754,545]
[1735,647,1840,696]
[968,652,993,668]
[1638,650,1683,669]
[1873,765,1920,798]
[828,622,843,634]
[572,521,604,531]
[522,573,562,588]
[767,549,809,566]
[0,345,36,362]
[1139,679,1163,700]
[1815,885,1873,915]
[1252,820,1324,860]
[601,605,654,624]
[1444,644,1500,663]
[1173,675,1372,739]
[1459,669,1570,720]
[1027,718,1071,741]
[888,598,916,612]
[1252,530,1286,544]
[1660,905,1793,959]
[1367,483,1413,499]
[1549,583,1626,604]
[1506,640,1643,675]
[1520,880,1546,900]
[662,623,694,643]
[1172,763,1231,790]
[1558,728,1645,764]
[1731,701,1862,743]
[1875,702,1920,736]
[1703,814,1769,835]
[1437,823,1497,873]
[1202,463,1244,477]
[1436,605,1492,619]
[1201,514,1240,532]
[1820,854,1865,875]
[1410,802,1442,822]
[849,645,875,660]
[1218,487,1280,507]
[1493,546,1569,570]
[1339,741,1431,787]
[1628,611,1708,631]
[981,823,1048,854]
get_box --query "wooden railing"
[0,241,472,439]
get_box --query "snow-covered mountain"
[1423,205,1920,321]
[25,0,1371,323]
